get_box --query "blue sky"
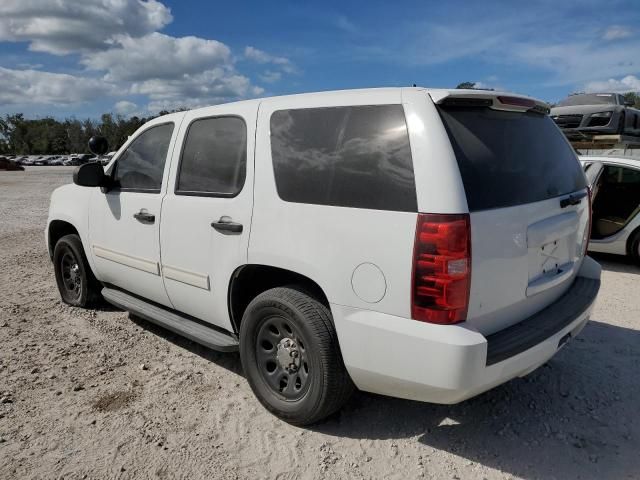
[1,0,639,118]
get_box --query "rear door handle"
[560,191,588,208]
[211,216,243,234]
[133,209,155,224]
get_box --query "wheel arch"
[228,264,330,334]
[626,225,640,258]
[48,219,80,260]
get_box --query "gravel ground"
[1,167,639,480]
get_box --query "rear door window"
[176,116,247,196]
[438,107,586,211]
[270,105,417,212]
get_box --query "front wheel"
[239,287,354,425]
[53,234,101,307]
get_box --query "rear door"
[159,105,256,331]
[435,101,590,335]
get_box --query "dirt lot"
[1,167,639,480]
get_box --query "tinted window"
[115,123,174,191]
[177,117,247,195]
[438,107,586,211]
[557,94,616,106]
[603,165,640,185]
[270,105,416,212]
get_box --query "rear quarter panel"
[250,89,428,318]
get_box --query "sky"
[0,0,639,119]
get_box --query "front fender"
[47,184,98,274]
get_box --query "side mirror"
[73,162,106,187]
[88,136,109,156]
[625,100,635,107]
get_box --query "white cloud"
[244,46,297,74]
[260,70,282,83]
[584,75,640,93]
[131,68,264,113]
[114,100,138,115]
[0,0,172,55]
[0,67,115,105]
[0,1,293,112]
[603,25,633,41]
[334,15,358,34]
[82,32,231,81]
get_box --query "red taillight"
[584,187,592,255]
[411,213,471,324]
[496,95,536,108]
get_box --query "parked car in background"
[0,157,25,171]
[47,87,601,425]
[99,151,116,166]
[551,93,640,139]
[581,156,640,262]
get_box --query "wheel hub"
[276,338,300,373]
[69,263,79,283]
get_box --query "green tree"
[456,82,476,89]
[623,92,640,108]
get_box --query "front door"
[160,105,256,331]
[88,119,181,307]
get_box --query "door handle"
[133,209,155,224]
[211,216,243,234]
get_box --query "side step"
[102,287,239,352]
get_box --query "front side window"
[270,104,417,212]
[176,117,247,196]
[114,123,174,192]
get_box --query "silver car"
[551,93,640,139]
[581,155,640,262]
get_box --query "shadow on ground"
[128,313,243,376]
[591,252,640,274]
[123,293,639,479]
[315,319,640,479]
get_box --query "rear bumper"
[333,256,601,404]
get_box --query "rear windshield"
[557,94,616,106]
[438,107,586,211]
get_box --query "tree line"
[2,88,640,155]
[0,110,184,155]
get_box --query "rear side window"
[438,107,586,211]
[177,117,247,196]
[270,105,417,212]
[115,123,174,192]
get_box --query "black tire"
[239,287,354,425]
[53,234,102,307]
[629,229,640,264]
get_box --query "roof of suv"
[179,87,547,117]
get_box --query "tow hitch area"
[558,332,572,349]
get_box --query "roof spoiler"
[430,90,550,115]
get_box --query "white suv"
[46,87,601,425]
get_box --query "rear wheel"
[239,287,354,425]
[53,234,101,307]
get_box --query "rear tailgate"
[435,95,590,336]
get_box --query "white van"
[46,87,601,425]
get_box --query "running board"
[101,287,239,352]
